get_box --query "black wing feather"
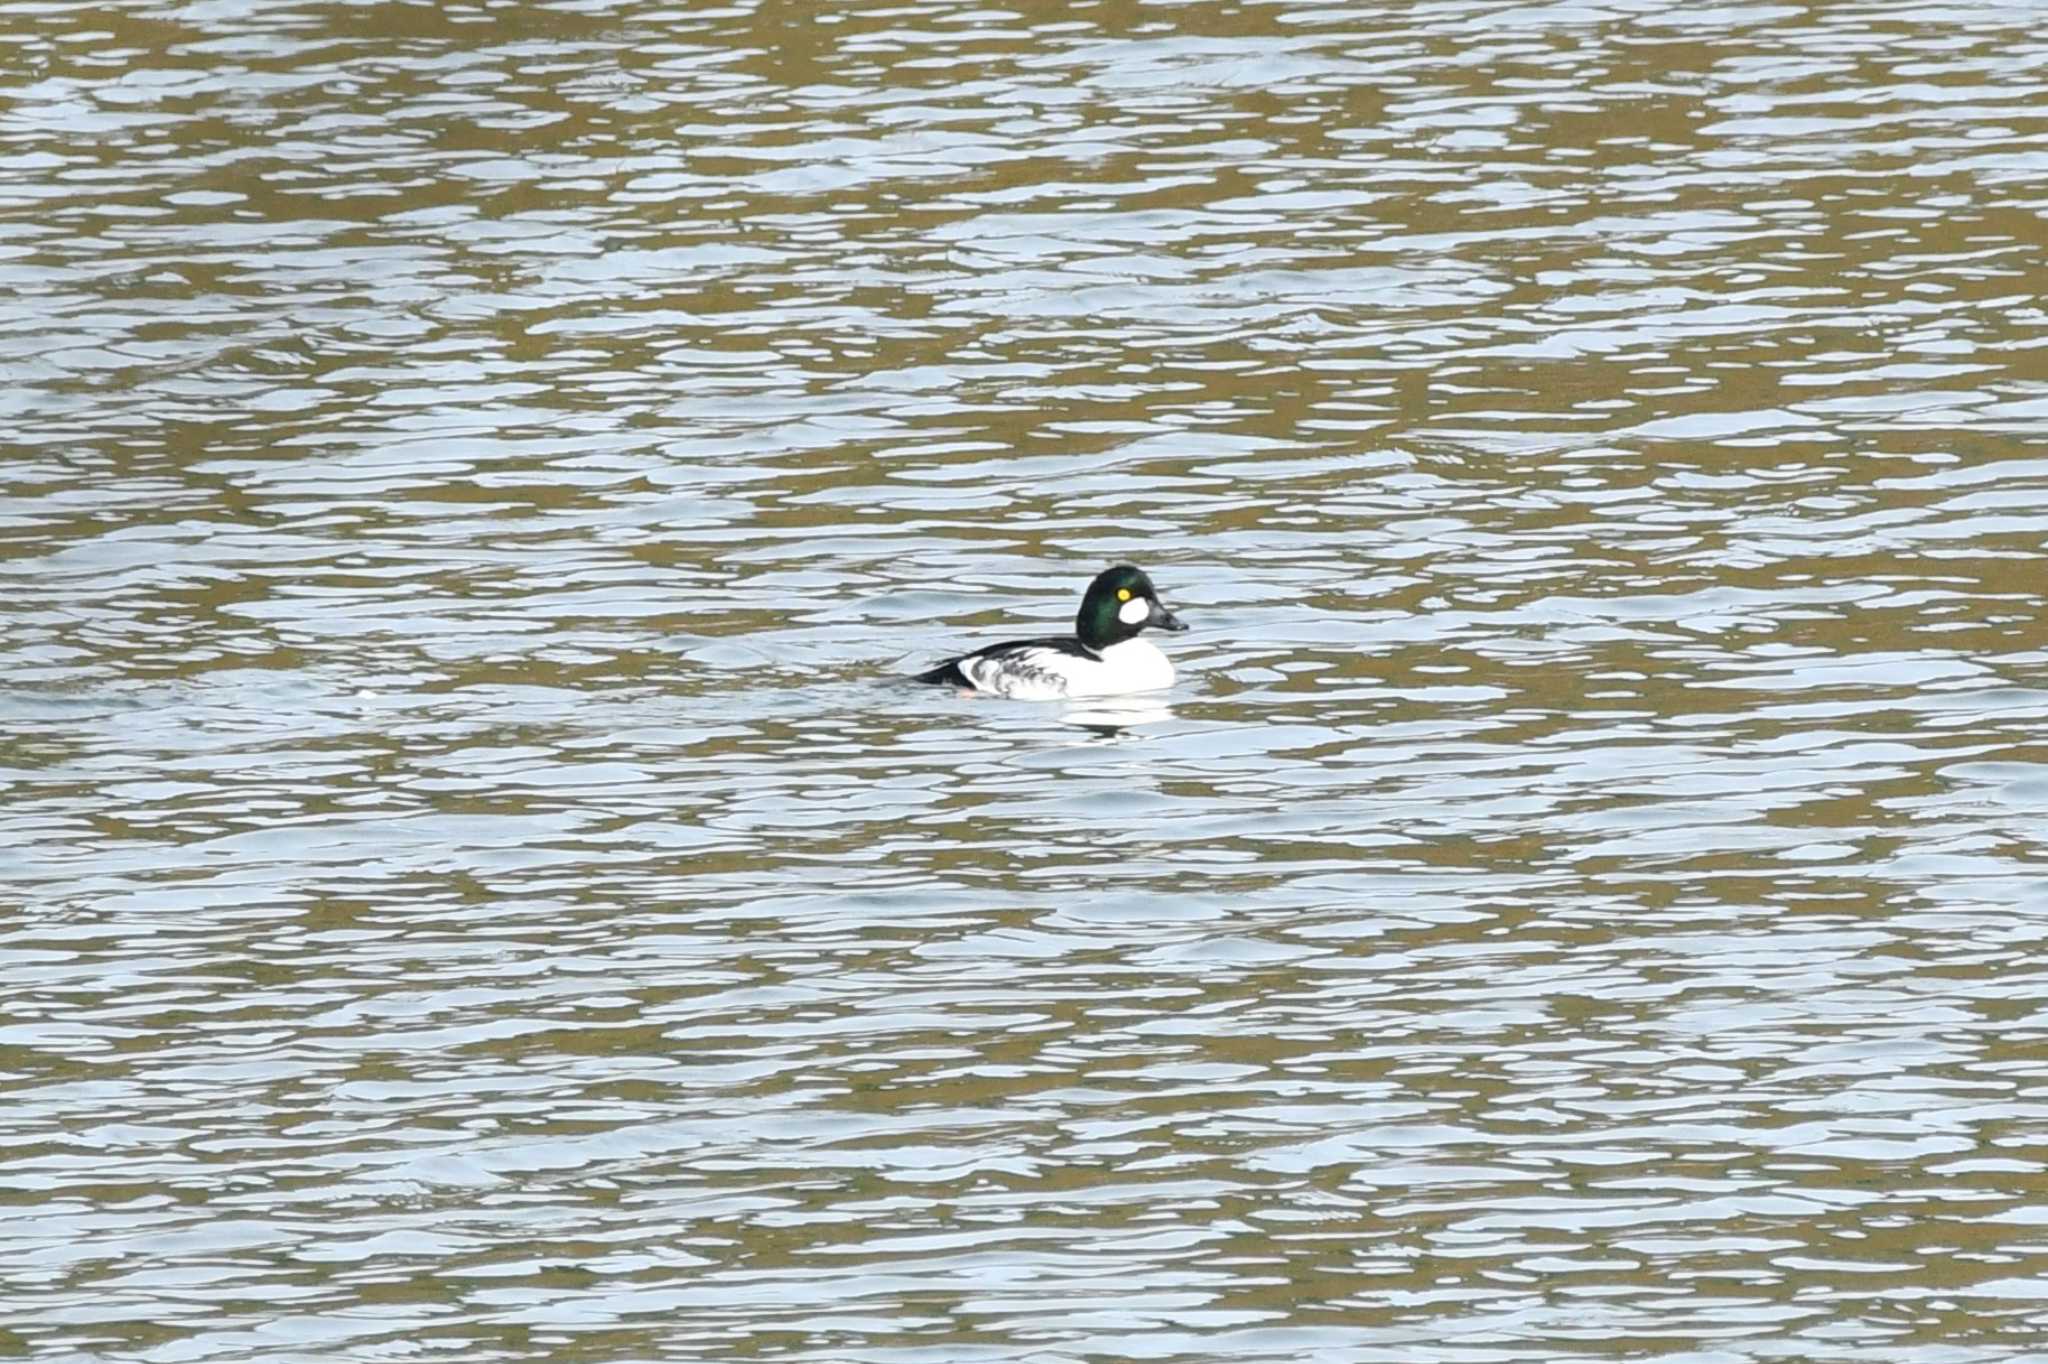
[914,636,1096,689]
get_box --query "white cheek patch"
[1118,596,1150,625]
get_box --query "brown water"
[6,2,2048,1360]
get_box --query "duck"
[914,564,1188,700]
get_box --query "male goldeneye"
[915,564,1189,700]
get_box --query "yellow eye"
[1117,588,1131,601]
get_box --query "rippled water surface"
[7,1,2048,1359]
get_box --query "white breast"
[1065,638,1174,697]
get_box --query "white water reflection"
[1059,697,1178,733]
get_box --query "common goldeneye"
[915,564,1188,700]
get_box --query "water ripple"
[5,0,2048,1360]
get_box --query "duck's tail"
[914,659,968,686]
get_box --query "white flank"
[958,638,1176,700]
[961,647,1089,701]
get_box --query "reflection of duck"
[1061,697,1176,738]
[914,565,1189,700]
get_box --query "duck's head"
[1077,564,1187,650]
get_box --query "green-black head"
[1075,564,1187,651]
